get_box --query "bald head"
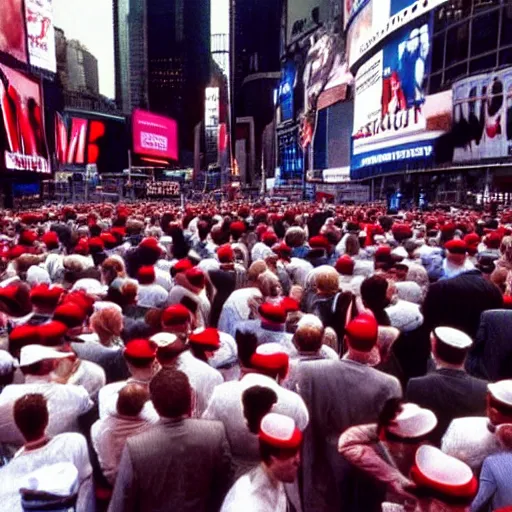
[117,383,150,417]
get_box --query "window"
[444,62,468,84]
[431,34,445,74]
[445,22,469,67]
[469,52,498,73]
[428,72,443,94]
[501,5,512,47]
[499,46,512,66]
[471,9,499,56]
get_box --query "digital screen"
[25,0,57,72]
[55,112,127,173]
[0,0,28,63]
[12,181,40,196]
[279,60,297,122]
[132,109,178,161]
[0,63,50,173]
[351,19,452,174]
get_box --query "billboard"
[205,87,219,162]
[351,19,452,172]
[55,112,127,173]
[0,0,28,63]
[346,0,448,68]
[25,0,56,72]
[279,60,297,122]
[344,0,371,29]
[132,109,178,162]
[287,0,330,45]
[452,68,512,162]
[0,63,50,173]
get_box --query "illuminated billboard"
[25,0,57,72]
[55,112,127,173]
[0,0,28,63]
[287,0,330,45]
[0,63,50,173]
[132,109,178,162]
[346,0,449,68]
[452,68,512,162]
[351,19,452,175]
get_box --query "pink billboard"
[132,109,178,161]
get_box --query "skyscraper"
[114,0,148,114]
[115,0,210,161]
[232,0,282,113]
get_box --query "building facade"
[346,0,512,205]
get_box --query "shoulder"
[51,432,88,451]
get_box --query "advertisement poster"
[344,0,371,29]
[25,0,57,72]
[452,68,512,162]
[55,112,127,173]
[0,63,50,173]
[346,0,448,68]
[351,20,452,172]
[279,60,297,122]
[132,109,178,162]
[0,0,28,63]
[287,0,330,45]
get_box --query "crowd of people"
[0,199,511,511]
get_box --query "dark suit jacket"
[298,359,402,512]
[108,418,233,512]
[406,368,488,445]
[422,270,503,339]
[467,309,512,381]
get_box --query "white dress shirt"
[221,464,287,512]
[0,377,92,446]
[202,373,308,478]
[442,416,501,473]
[0,433,92,512]
[177,351,223,417]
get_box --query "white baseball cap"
[19,345,73,367]
[434,327,473,350]
[387,403,437,439]
[488,380,512,407]
[150,332,178,347]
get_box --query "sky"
[53,0,115,99]
[211,0,229,34]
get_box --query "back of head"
[235,330,258,368]
[149,368,191,419]
[314,267,340,296]
[91,307,123,341]
[294,315,324,353]
[361,275,389,312]
[117,383,150,417]
[14,393,48,442]
[284,227,305,248]
[242,386,278,434]
[247,260,268,283]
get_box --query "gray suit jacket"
[466,309,512,382]
[298,359,402,512]
[406,368,488,445]
[108,418,233,512]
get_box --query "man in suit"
[406,326,488,446]
[108,368,233,512]
[422,268,502,339]
[298,314,402,512]
[466,309,512,382]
